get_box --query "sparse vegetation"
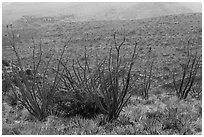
[170,39,201,100]
[2,13,202,135]
[3,25,66,121]
[136,47,155,100]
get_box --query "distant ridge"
[115,2,193,20]
[2,2,201,24]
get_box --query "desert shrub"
[132,47,155,100]
[4,25,65,121]
[170,39,201,100]
[57,33,137,122]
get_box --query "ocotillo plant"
[141,47,154,100]
[131,47,154,100]
[171,39,201,100]
[4,25,66,121]
[58,33,137,122]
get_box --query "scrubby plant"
[170,39,201,100]
[139,47,154,100]
[57,33,137,122]
[4,25,66,121]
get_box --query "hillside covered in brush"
[2,13,202,61]
[2,11,202,135]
